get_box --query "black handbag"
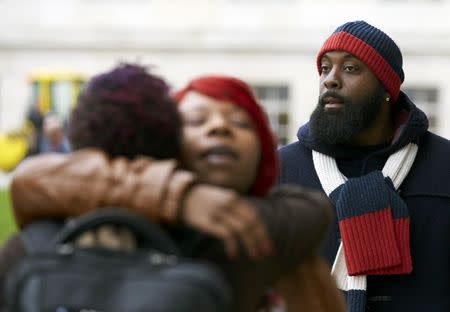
[3,209,233,312]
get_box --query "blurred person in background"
[1,64,344,311]
[279,20,450,312]
[39,112,70,154]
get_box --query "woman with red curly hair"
[174,75,277,196]
[1,65,343,311]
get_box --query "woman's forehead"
[179,91,248,114]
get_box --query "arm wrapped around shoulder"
[10,149,181,227]
[11,149,112,227]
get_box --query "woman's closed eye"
[183,113,207,126]
[229,115,254,129]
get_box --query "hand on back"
[181,184,273,260]
[75,225,137,251]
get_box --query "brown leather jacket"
[11,149,193,227]
[1,149,345,311]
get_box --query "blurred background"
[1,0,449,242]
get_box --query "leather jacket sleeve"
[11,149,195,228]
[11,149,332,266]
[12,150,332,268]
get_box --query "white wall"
[0,0,449,140]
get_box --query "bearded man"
[279,20,450,312]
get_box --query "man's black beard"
[309,87,385,145]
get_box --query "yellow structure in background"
[0,71,85,172]
[0,122,33,171]
[29,71,85,119]
[0,134,27,171]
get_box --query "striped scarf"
[312,143,418,312]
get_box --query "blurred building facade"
[0,0,449,143]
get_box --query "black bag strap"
[50,208,180,255]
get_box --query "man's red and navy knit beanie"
[317,21,404,103]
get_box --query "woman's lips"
[204,154,235,165]
[201,146,238,166]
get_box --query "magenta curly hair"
[69,63,181,159]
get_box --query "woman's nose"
[207,114,232,136]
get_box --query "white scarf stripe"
[382,144,419,189]
[312,143,418,301]
[332,244,348,290]
[348,276,367,291]
[332,242,367,291]
[312,152,346,196]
